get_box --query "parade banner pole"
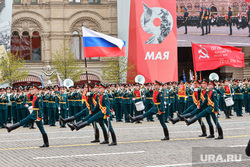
[84,58,89,92]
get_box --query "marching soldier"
[163,83,170,123]
[183,8,189,34]
[53,85,60,121]
[228,6,233,35]
[73,85,83,122]
[132,83,143,123]
[68,86,75,117]
[22,87,31,128]
[4,85,49,148]
[207,8,214,34]
[168,82,176,119]
[199,7,205,36]
[233,80,244,116]
[15,87,24,122]
[186,81,194,109]
[129,81,169,141]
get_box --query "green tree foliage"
[101,56,136,83]
[0,52,28,86]
[50,41,84,82]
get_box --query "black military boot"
[161,127,170,141]
[169,117,179,125]
[246,140,250,156]
[199,124,207,137]
[129,115,144,123]
[215,127,223,140]
[40,134,49,148]
[108,132,117,146]
[184,116,198,126]
[67,123,75,131]
[206,126,215,138]
[74,121,89,131]
[91,128,100,143]
[59,116,75,125]
[4,122,21,133]
[100,131,109,144]
[177,113,191,120]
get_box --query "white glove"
[28,106,33,114]
[58,107,61,111]
[194,88,198,91]
[132,98,135,101]
[86,92,91,96]
[67,108,69,110]
[111,111,115,116]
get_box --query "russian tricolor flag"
[82,27,126,58]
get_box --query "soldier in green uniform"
[183,8,189,34]
[53,85,60,121]
[129,81,169,140]
[6,87,12,123]
[163,83,170,123]
[68,84,117,146]
[22,87,30,127]
[58,86,69,128]
[177,81,189,114]
[233,80,244,116]
[15,87,24,122]
[42,87,49,125]
[222,79,234,119]
[144,83,154,122]
[25,87,35,129]
[168,82,175,119]
[184,81,223,140]
[107,85,114,120]
[0,88,9,128]
[228,6,233,35]
[113,84,123,122]
[122,84,133,123]
[4,85,49,147]
[73,85,83,122]
[68,86,75,117]
[10,88,17,124]
[132,83,144,123]
[47,87,57,126]
[186,81,194,109]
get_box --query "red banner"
[127,0,177,83]
[192,43,245,72]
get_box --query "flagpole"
[85,58,89,92]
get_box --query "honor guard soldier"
[144,83,154,122]
[183,8,189,34]
[184,81,223,140]
[199,7,205,36]
[132,83,143,123]
[26,87,35,129]
[22,87,31,128]
[47,87,57,126]
[4,85,49,148]
[113,84,123,122]
[186,81,194,109]
[0,88,9,128]
[228,6,233,35]
[168,82,175,119]
[68,86,75,117]
[58,86,69,128]
[53,85,60,121]
[207,8,214,34]
[204,7,209,34]
[177,81,188,114]
[15,87,24,122]
[42,87,49,125]
[106,85,114,120]
[10,88,17,124]
[129,81,169,140]
[222,79,234,119]
[122,84,133,123]
[73,85,83,122]
[6,87,12,123]
[68,84,117,146]
[233,80,244,116]
[163,83,170,123]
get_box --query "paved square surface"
[0,111,249,167]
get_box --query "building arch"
[12,17,44,33]
[69,17,101,33]
[13,75,42,87]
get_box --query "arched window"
[180,3,185,12]
[11,31,41,61]
[195,3,200,12]
[187,3,192,11]
[31,31,41,60]
[241,3,246,12]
